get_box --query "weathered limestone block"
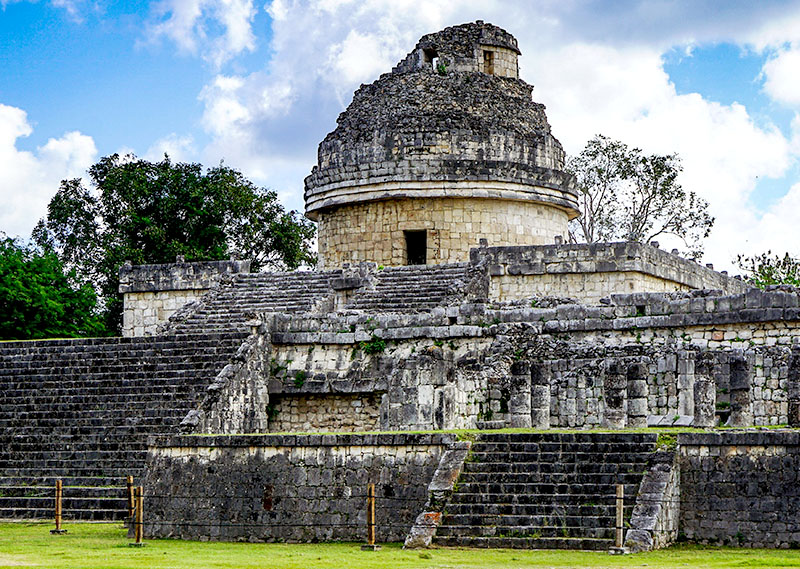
[530,362,551,428]
[602,361,627,429]
[693,379,716,427]
[626,362,649,428]
[692,352,716,428]
[508,360,531,428]
[404,441,471,549]
[728,355,752,427]
[625,451,679,553]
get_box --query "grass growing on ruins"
[3,523,800,569]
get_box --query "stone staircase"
[435,432,657,550]
[171,271,342,333]
[345,263,470,312]
[0,332,247,521]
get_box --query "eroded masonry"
[3,21,800,551]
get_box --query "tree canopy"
[567,135,714,258]
[0,235,103,340]
[736,251,800,289]
[33,154,316,333]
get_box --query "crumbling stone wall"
[142,434,454,542]
[258,286,799,432]
[266,335,496,432]
[392,21,520,76]
[679,431,800,548]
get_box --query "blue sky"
[1,0,800,271]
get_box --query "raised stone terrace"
[0,332,246,520]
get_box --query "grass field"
[2,523,800,569]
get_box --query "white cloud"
[763,46,800,108]
[0,103,97,240]
[147,0,257,68]
[50,0,82,21]
[143,133,197,162]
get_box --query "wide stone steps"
[1,507,127,522]
[0,332,246,520]
[436,523,615,540]
[0,476,132,487]
[0,494,129,518]
[434,536,613,550]
[433,432,656,550]
[444,502,625,517]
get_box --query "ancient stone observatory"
[304,22,578,269]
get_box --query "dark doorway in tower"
[483,50,495,75]
[405,230,427,265]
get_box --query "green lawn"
[2,523,800,569]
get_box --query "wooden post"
[127,476,135,519]
[129,486,145,547]
[50,479,67,534]
[360,483,381,551]
[615,484,624,548]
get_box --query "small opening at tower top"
[483,50,495,75]
[423,48,438,71]
[405,230,427,265]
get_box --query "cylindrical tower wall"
[317,196,569,268]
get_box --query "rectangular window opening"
[423,48,439,71]
[405,230,427,265]
[483,50,495,75]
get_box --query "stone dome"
[304,21,579,268]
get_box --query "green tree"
[33,154,316,333]
[0,235,104,340]
[568,134,714,258]
[735,251,800,288]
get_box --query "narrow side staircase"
[345,263,470,312]
[435,432,657,550]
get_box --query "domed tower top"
[392,20,521,78]
[305,22,579,269]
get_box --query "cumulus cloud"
[143,133,197,162]
[0,104,96,240]
[763,46,800,108]
[147,0,257,68]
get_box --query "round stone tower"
[304,21,579,268]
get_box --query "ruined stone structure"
[119,258,250,337]
[2,21,800,553]
[305,22,578,268]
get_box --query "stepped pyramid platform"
[434,432,657,550]
[0,332,247,521]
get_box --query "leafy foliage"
[568,135,714,258]
[735,251,800,288]
[0,236,104,340]
[33,154,316,333]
